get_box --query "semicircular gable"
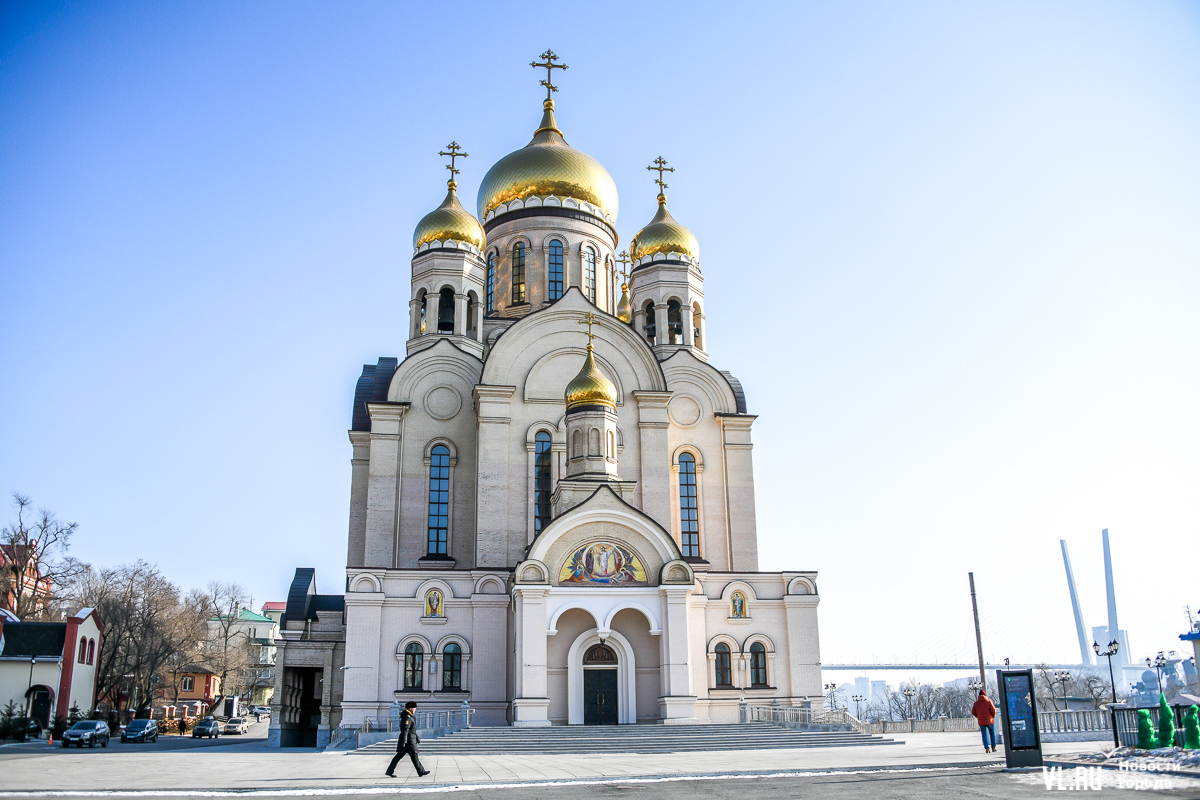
[481,290,665,392]
[524,347,625,405]
[661,351,738,414]
[389,340,483,402]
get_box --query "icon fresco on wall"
[558,541,647,585]
[425,589,443,617]
[731,591,748,618]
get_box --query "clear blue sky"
[2,2,1197,668]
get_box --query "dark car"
[62,720,110,748]
[192,718,221,739]
[121,718,159,743]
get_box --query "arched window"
[548,240,563,301]
[78,637,87,663]
[534,431,552,535]
[442,643,462,690]
[667,300,682,344]
[572,429,582,459]
[643,301,657,343]
[750,642,768,687]
[588,428,600,456]
[714,643,732,687]
[404,643,423,689]
[419,291,427,335]
[584,247,596,303]
[512,243,526,303]
[692,302,703,348]
[438,287,455,333]
[427,445,450,556]
[86,639,94,665]
[678,453,699,557]
[486,253,495,312]
[606,430,614,459]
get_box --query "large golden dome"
[477,101,619,223]
[413,181,485,251]
[564,346,617,411]
[630,196,699,261]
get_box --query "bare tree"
[1,493,88,620]
[199,582,252,710]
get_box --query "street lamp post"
[824,683,839,712]
[903,685,918,720]
[1147,652,1167,696]
[851,694,864,719]
[1052,670,1072,710]
[1094,639,1121,748]
[24,656,37,719]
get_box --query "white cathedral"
[333,54,822,730]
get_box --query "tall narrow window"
[427,445,450,555]
[512,243,526,303]
[486,254,495,312]
[438,287,455,333]
[643,301,657,343]
[404,643,423,689]
[86,639,94,665]
[678,453,699,557]
[750,642,768,687]
[667,300,682,343]
[584,247,596,303]
[714,643,732,687]
[534,431,552,535]
[78,637,87,663]
[548,240,563,300]
[442,643,462,690]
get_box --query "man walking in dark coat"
[386,701,429,778]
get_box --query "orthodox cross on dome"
[531,49,568,102]
[438,142,468,187]
[616,251,631,284]
[647,156,674,199]
[578,311,602,349]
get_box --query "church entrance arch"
[566,629,637,725]
[582,644,618,725]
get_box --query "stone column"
[633,306,647,340]
[633,392,673,529]
[425,293,441,335]
[654,304,669,346]
[511,585,551,726]
[473,300,484,341]
[697,311,707,350]
[342,587,385,724]
[783,593,822,701]
[473,386,515,567]
[409,298,422,340]
[469,590,510,725]
[658,585,699,724]
[364,403,406,568]
[454,293,468,336]
[718,415,759,570]
[680,305,695,346]
[346,432,371,567]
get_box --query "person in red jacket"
[971,689,998,753]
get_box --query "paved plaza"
[3,729,1177,797]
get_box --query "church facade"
[340,55,821,728]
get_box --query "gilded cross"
[531,49,568,101]
[578,311,602,346]
[647,156,674,194]
[438,142,468,184]
[616,251,631,284]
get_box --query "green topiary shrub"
[1137,709,1159,750]
[1184,705,1199,750]
[68,702,84,724]
[0,700,16,740]
[1158,694,1176,749]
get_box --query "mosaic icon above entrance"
[558,541,647,585]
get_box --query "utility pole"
[969,573,986,689]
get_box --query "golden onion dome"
[413,181,486,251]
[630,195,699,261]
[615,283,632,323]
[564,345,617,411]
[477,101,619,223]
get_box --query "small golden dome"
[413,181,486,251]
[616,283,632,323]
[564,346,617,411]
[630,196,699,261]
[477,101,619,223]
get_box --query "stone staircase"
[353,722,897,755]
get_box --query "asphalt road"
[0,717,270,758]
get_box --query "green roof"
[209,608,275,624]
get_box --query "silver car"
[223,717,248,734]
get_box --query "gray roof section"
[719,371,748,414]
[0,621,67,658]
[280,568,343,627]
[351,357,398,432]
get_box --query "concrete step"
[353,723,897,755]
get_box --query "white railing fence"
[1038,709,1111,733]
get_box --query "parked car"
[223,717,248,735]
[192,718,221,738]
[251,706,271,717]
[121,718,159,743]
[62,720,109,748]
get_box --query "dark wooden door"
[583,669,618,725]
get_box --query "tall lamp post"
[1093,640,1120,704]
[903,685,918,720]
[851,694,864,719]
[24,656,37,719]
[824,682,839,712]
[1052,670,1072,710]
[1147,652,1167,695]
